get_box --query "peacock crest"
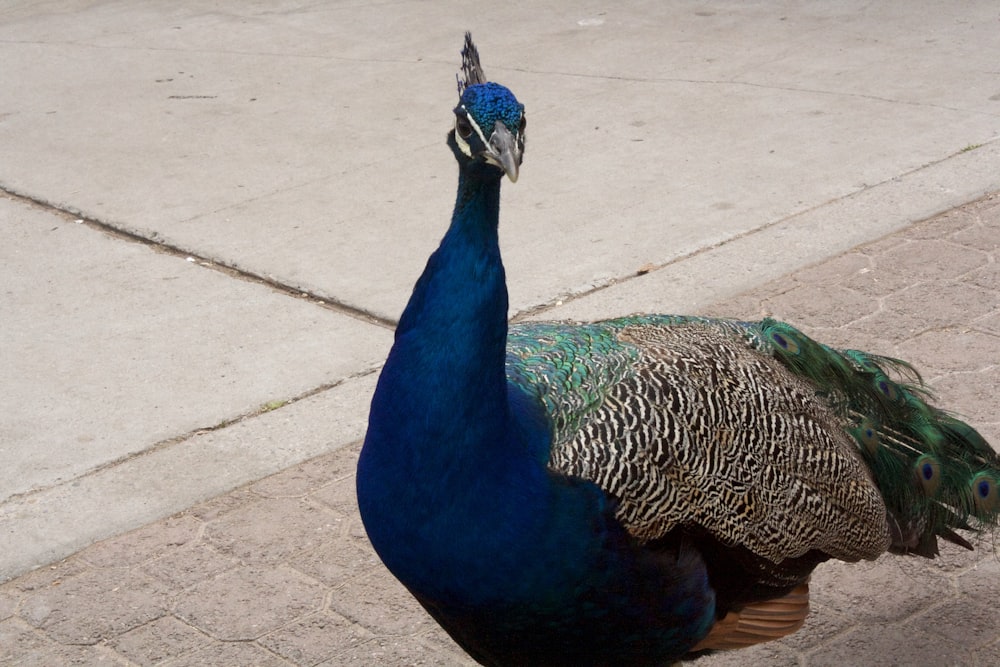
[456,31,487,95]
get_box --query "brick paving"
[1,193,998,665]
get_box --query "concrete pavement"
[1,1,999,664]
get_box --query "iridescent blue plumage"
[356,33,1000,666]
[460,83,524,135]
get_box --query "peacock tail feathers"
[507,315,1000,567]
[758,320,1000,555]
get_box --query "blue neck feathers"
[358,160,553,601]
[389,163,510,461]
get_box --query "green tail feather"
[758,319,1000,556]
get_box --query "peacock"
[356,33,1000,666]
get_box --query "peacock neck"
[397,166,507,347]
[358,162,548,597]
[384,163,512,459]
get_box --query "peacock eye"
[456,116,474,139]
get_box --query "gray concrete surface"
[1,0,999,664]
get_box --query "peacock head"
[449,33,525,182]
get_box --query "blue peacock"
[356,33,1000,666]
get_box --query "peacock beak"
[487,120,522,183]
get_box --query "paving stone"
[874,239,988,282]
[911,544,990,575]
[163,640,292,667]
[6,558,90,593]
[930,368,1000,426]
[762,284,877,328]
[0,616,56,663]
[418,623,473,659]
[251,446,360,500]
[847,238,989,299]
[345,516,371,540]
[15,641,132,665]
[971,309,1000,336]
[867,281,1000,337]
[328,570,435,637]
[812,557,954,626]
[964,260,1000,292]
[905,558,1000,647]
[858,234,908,259]
[775,601,857,653]
[81,514,203,569]
[19,567,170,644]
[806,623,970,667]
[143,542,239,591]
[950,223,1000,253]
[250,462,334,500]
[204,497,343,566]
[321,636,469,667]
[183,487,259,523]
[111,615,211,666]
[0,589,18,620]
[700,641,799,667]
[699,292,769,321]
[972,638,1000,666]
[907,209,979,241]
[980,228,1000,248]
[896,328,1000,377]
[792,252,872,285]
[842,261,916,298]
[287,535,380,588]
[979,194,1000,219]
[175,565,323,641]
[258,610,374,665]
[310,477,358,516]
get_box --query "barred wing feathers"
[507,315,999,570]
